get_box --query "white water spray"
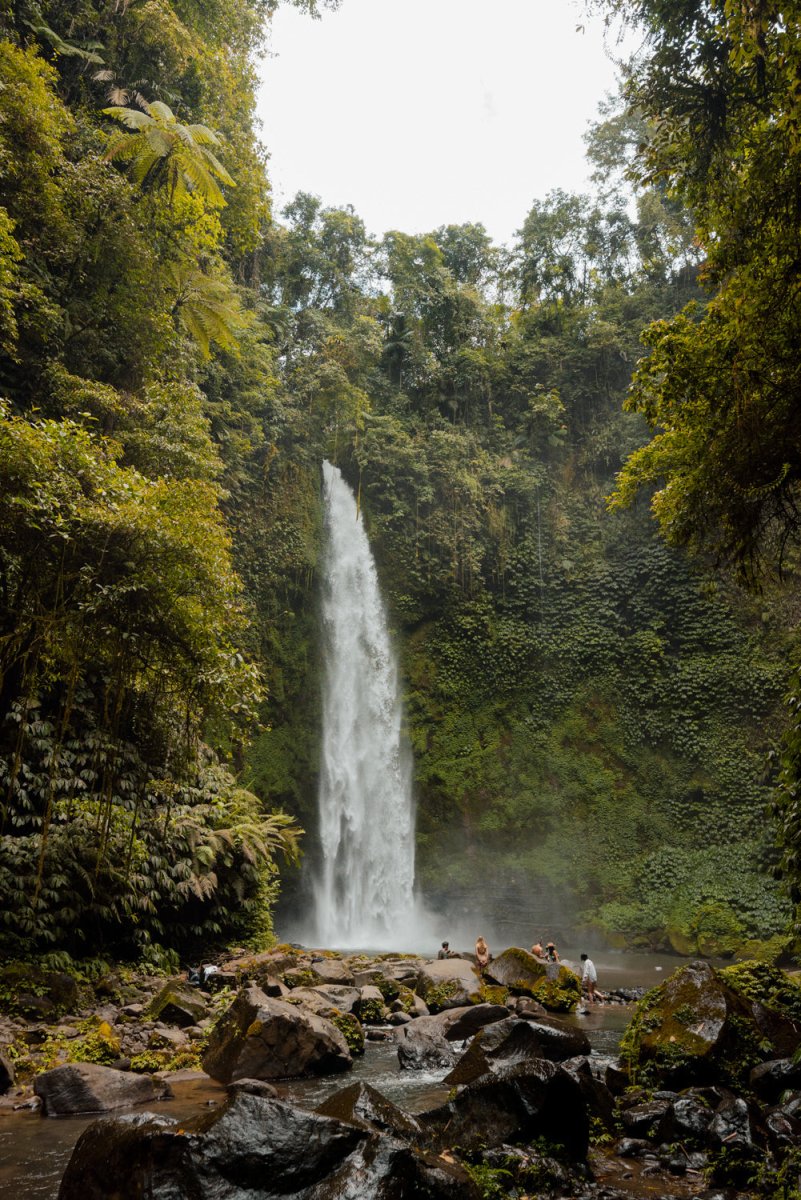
[313,460,418,948]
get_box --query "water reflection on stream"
[0,950,685,1198]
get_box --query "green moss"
[374,977,401,1003]
[476,983,509,1005]
[283,969,317,989]
[331,1010,365,1055]
[719,961,801,1021]
[355,996,385,1023]
[421,980,460,1013]
[529,968,581,1013]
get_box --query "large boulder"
[58,1090,480,1200]
[421,1059,590,1158]
[619,960,801,1088]
[396,1021,456,1071]
[485,949,581,1012]
[310,958,356,986]
[444,1015,591,1086]
[202,986,352,1082]
[415,959,482,1011]
[34,1063,170,1116]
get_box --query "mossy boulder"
[620,959,801,1088]
[146,982,208,1028]
[485,948,547,994]
[330,1011,365,1056]
[0,963,79,1019]
[486,952,580,1012]
[416,959,482,1011]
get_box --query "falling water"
[314,460,417,947]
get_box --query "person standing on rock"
[581,953,599,1002]
[544,942,560,963]
[475,936,491,971]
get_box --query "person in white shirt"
[580,953,599,1002]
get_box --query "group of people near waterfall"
[438,937,602,1002]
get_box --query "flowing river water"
[0,949,693,1198]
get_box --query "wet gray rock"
[444,1003,511,1041]
[57,1090,480,1200]
[396,1023,456,1071]
[316,1080,422,1140]
[750,1057,801,1101]
[202,986,352,1083]
[617,1137,652,1157]
[620,1098,671,1137]
[34,1062,171,1117]
[656,1094,713,1144]
[708,1095,753,1148]
[421,1059,589,1158]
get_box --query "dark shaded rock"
[708,1095,753,1148]
[617,1137,652,1157]
[656,1094,713,1144]
[604,1063,628,1095]
[147,982,208,1028]
[620,1098,671,1137]
[444,1003,510,1041]
[421,1059,589,1157]
[0,1049,14,1093]
[34,1063,170,1116]
[388,1011,412,1026]
[445,1016,590,1087]
[444,1017,537,1084]
[750,1057,801,1101]
[562,1056,617,1131]
[202,986,352,1082]
[260,975,287,998]
[765,1108,797,1152]
[316,1081,422,1140]
[58,1090,479,1200]
[514,996,548,1018]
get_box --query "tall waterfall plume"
[314,460,418,948]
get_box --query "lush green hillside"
[0,0,795,966]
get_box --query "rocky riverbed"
[1,947,800,1198]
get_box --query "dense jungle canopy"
[0,0,800,968]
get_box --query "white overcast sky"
[256,1,632,247]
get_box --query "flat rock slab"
[34,1063,171,1116]
[287,986,361,1016]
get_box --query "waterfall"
[314,460,417,947]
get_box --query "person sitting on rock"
[475,936,491,971]
[437,940,456,959]
[531,942,544,959]
[544,942,560,963]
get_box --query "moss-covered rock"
[330,1011,365,1056]
[485,948,547,995]
[529,968,581,1014]
[0,963,79,1019]
[620,959,801,1088]
[147,982,208,1027]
